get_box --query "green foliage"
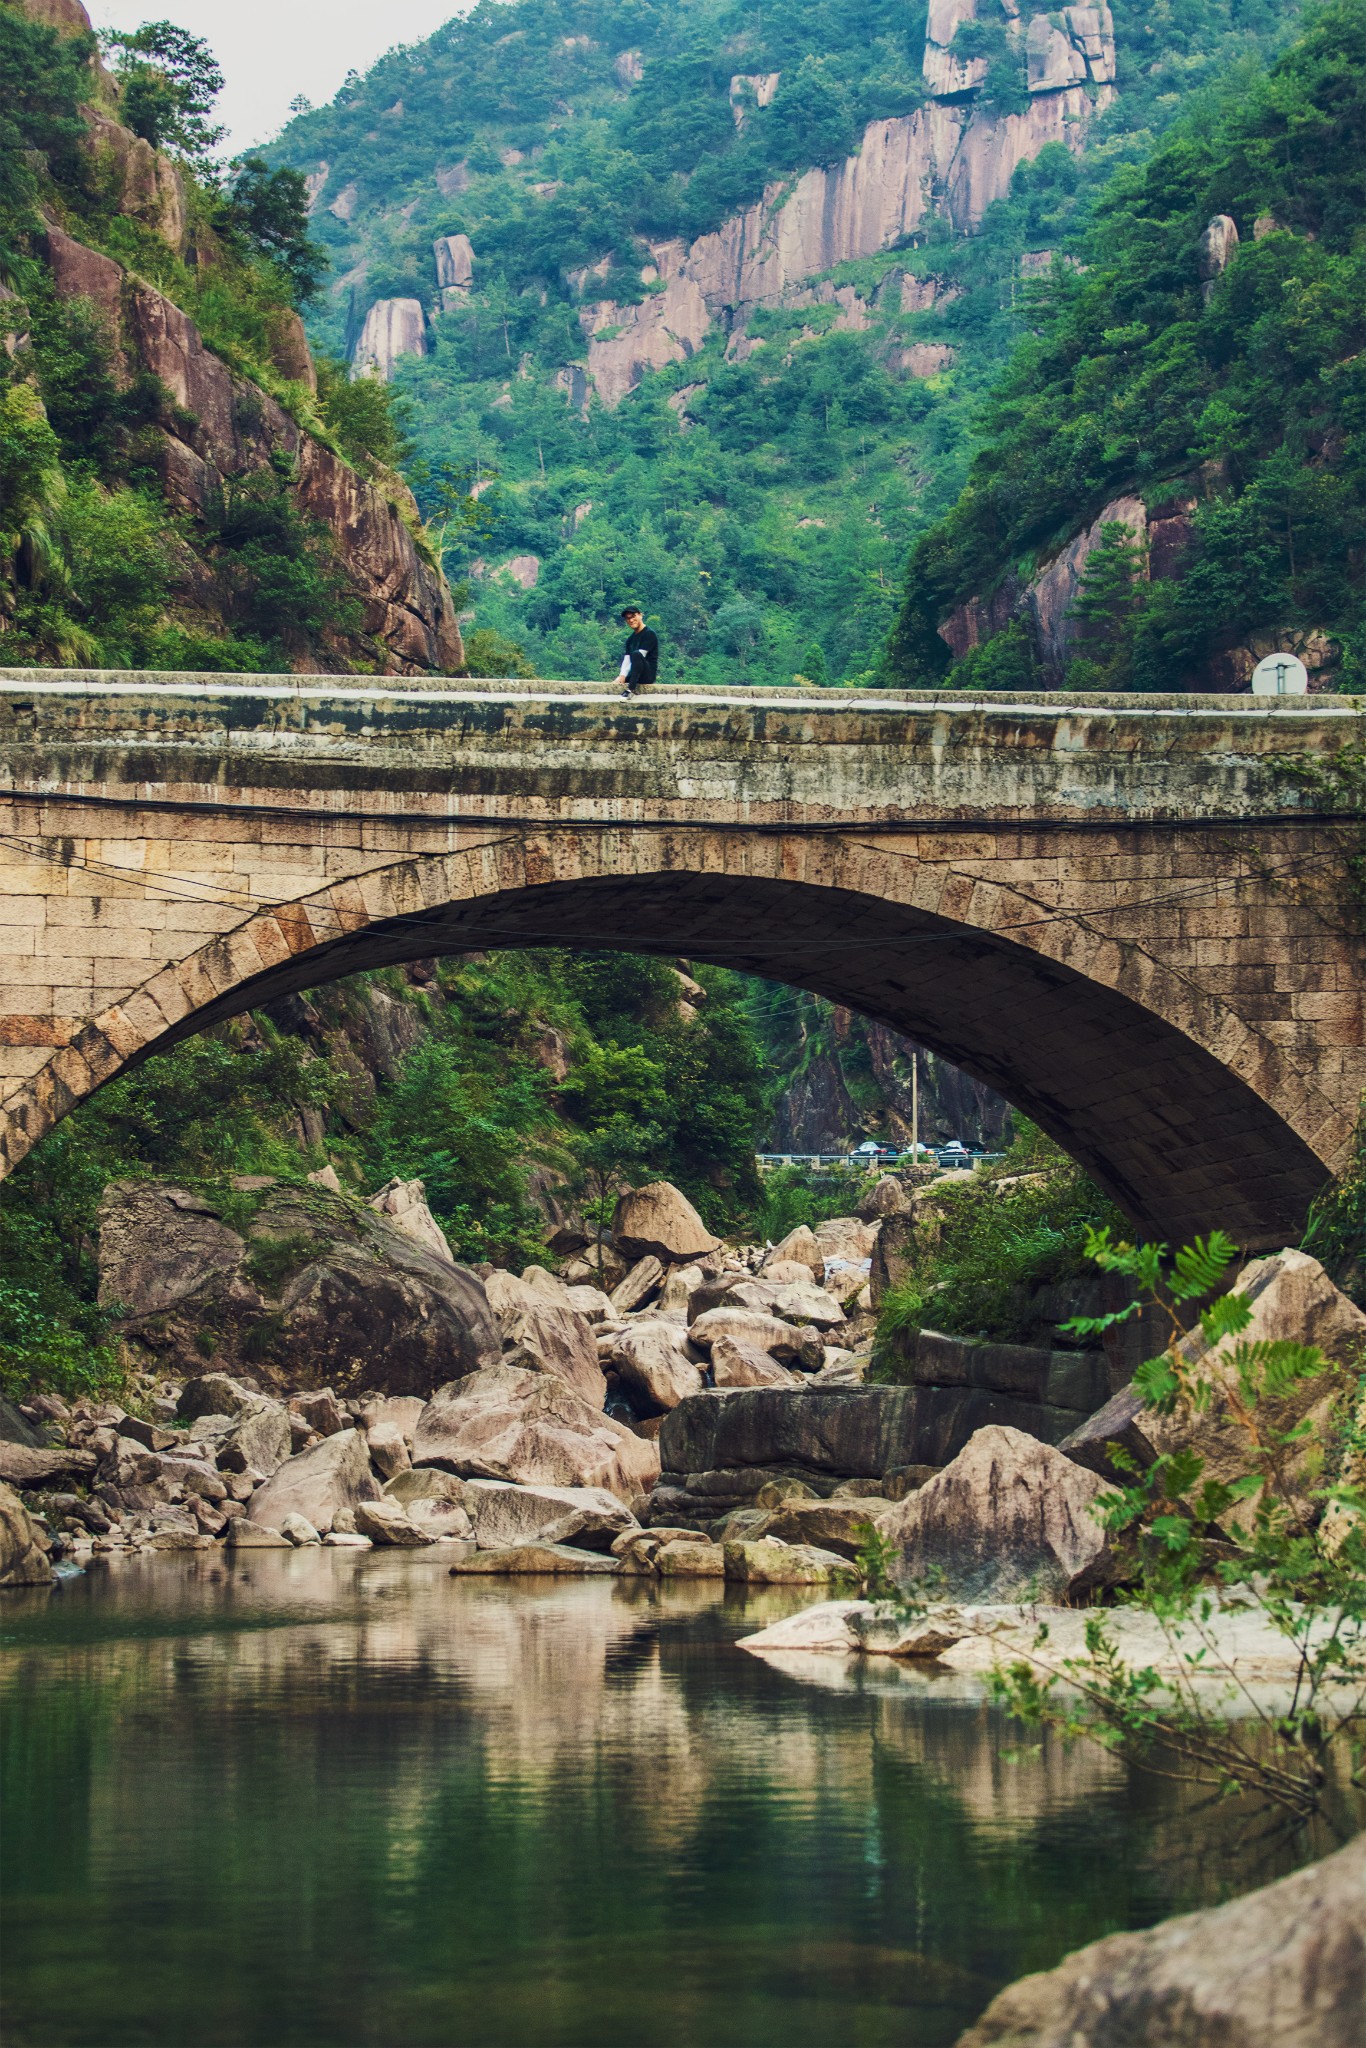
[102,19,225,170]
[889,0,1366,688]
[314,355,413,476]
[872,1145,1125,1369]
[0,2,92,217]
[990,1230,1366,1834]
[1303,1099,1366,1302]
[0,1026,331,1397]
[461,625,538,677]
[216,158,326,306]
[203,468,362,649]
[756,1164,875,1242]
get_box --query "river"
[0,1551,1306,2047]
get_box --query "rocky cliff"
[2,0,461,676]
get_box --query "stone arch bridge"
[0,673,1360,1250]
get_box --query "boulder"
[366,1420,411,1480]
[957,1831,1366,2048]
[609,1256,665,1314]
[462,1478,636,1552]
[657,1265,705,1317]
[215,1400,292,1482]
[880,1425,1118,1603]
[762,1500,892,1559]
[176,1372,261,1421]
[377,1395,426,1446]
[384,1467,464,1505]
[760,1259,819,1288]
[1145,1249,1366,1530]
[366,1176,453,1264]
[280,1513,322,1546]
[688,1307,819,1365]
[710,1336,801,1389]
[292,1389,346,1438]
[447,1543,618,1575]
[856,1176,912,1221]
[565,1284,614,1322]
[613,1182,721,1263]
[661,1385,934,1483]
[723,1538,847,1584]
[100,1180,499,1398]
[813,1216,879,1263]
[354,1498,434,1548]
[767,1282,846,1330]
[0,1481,53,1586]
[247,1428,376,1535]
[406,1496,473,1540]
[501,1299,605,1407]
[0,1442,96,1488]
[736,1601,865,1653]
[610,1320,706,1412]
[227,1519,291,1548]
[655,1538,726,1578]
[412,1365,660,1504]
[763,1226,825,1278]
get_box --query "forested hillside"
[272,0,1303,687]
[888,0,1366,691]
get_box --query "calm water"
[0,1552,1299,2048]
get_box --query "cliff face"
[764,1007,1011,1154]
[4,0,461,676]
[534,86,1108,410]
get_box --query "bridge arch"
[5,821,1347,1249]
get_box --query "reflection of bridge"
[0,673,1360,1247]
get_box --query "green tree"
[104,20,225,170]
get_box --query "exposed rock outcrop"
[880,1425,1119,1603]
[0,1480,53,1586]
[956,1830,1366,2048]
[98,1179,500,1397]
[352,297,428,379]
[572,86,1109,406]
[413,1364,660,1504]
[39,226,461,673]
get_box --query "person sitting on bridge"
[616,605,658,697]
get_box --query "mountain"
[271,0,1302,687]
[0,0,460,674]
[887,0,1366,693]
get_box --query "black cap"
[619,603,643,620]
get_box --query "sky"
[90,0,472,152]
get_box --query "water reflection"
[0,1555,1310,2048]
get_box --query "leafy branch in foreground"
[989,1228,1366,1835]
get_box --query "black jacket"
[622,626,658,688]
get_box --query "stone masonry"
[0,674,1359,1250]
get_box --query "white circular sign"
[1251,651,1308,696]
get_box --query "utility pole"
[911,1048,919,1163]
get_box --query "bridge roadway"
[0,669,1360,1248]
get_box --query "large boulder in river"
[688,1307,822,1367]
[0,1481,52,1586]
[613,1181,720,1262]
[881,1425,1118,1603]
[609,1319,706,1412]
[99,1179,500,1397]
[413,1364,660,1505]
[957,1827,1366,2048]
[484,1270,605,1403]
[462,1478,636,1551]
[246,1427,377,1535]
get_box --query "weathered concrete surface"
[0,676,1358,1248]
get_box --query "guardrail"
[756,1152,1007,1172]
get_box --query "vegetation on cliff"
[0,0,432,670]
[888,0,1366,690]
